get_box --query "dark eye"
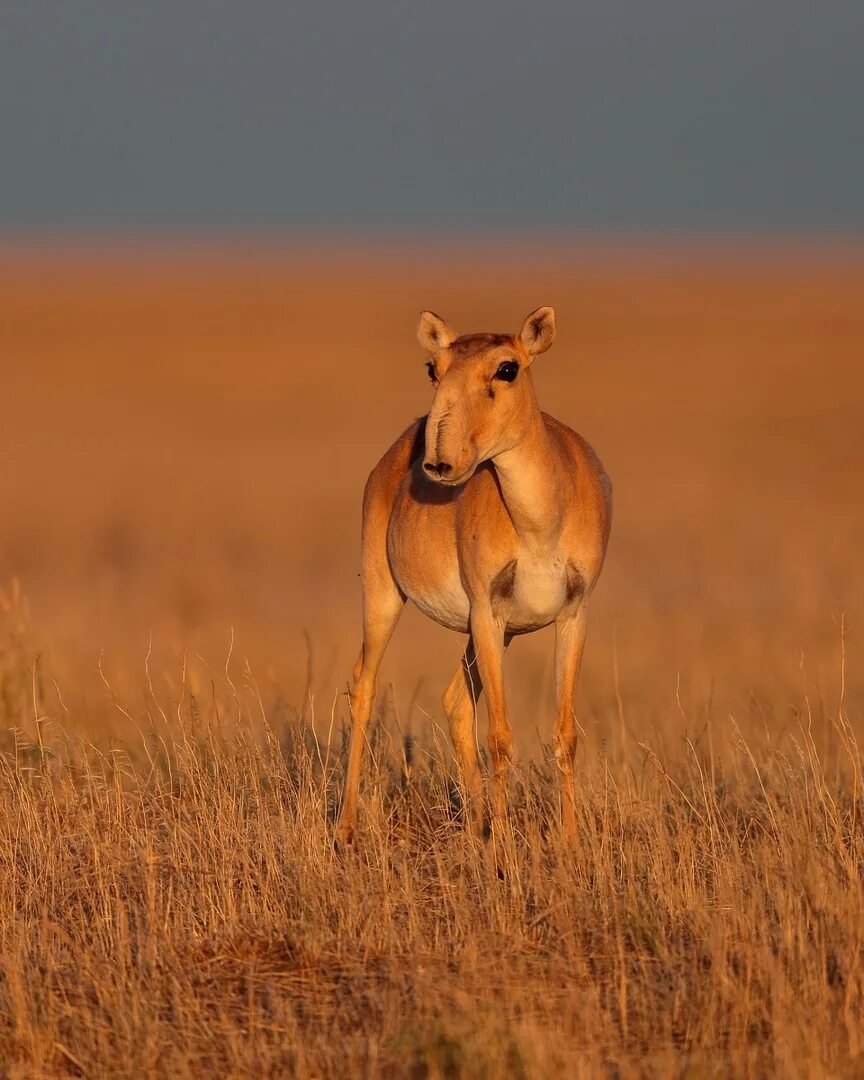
[494,360,519,382]
[426,362,438,383]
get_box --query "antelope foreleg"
[553,609,587,841]
[442,637,485,835]
[470,608,512,832]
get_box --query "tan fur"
[336,308,612,844]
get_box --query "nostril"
[423,460,453,479]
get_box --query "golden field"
[1,243,863,1076]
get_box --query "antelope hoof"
[334,820,356,850]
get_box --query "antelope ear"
[519,306,556,355]
[417,311,456,354]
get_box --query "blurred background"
[1,2,863,749]
[3,1,864,231]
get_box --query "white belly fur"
[505,556,568,633]
[403,555,570,636]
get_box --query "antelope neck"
[492,408,563,548]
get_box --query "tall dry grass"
[0,584,862,1078]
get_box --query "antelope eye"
[426,362,438,383]
[494,360,519,382]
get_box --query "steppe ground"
[0,242,863,1077]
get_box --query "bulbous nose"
[423,459,453,480]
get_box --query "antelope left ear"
[519,306,556,356]
[417,311,456,354]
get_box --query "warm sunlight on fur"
[337,308,612,844]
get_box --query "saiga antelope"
[336,307,611,844]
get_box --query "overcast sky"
[1,1,863,232]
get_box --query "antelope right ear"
[519,306,556,356]
[417,311,456,354]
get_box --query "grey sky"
[1,1,863,231]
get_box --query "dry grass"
[1,589,863,1077]
[1,245,863,1076]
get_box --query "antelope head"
[416,307,556,486]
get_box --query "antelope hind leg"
[335,571,404,846]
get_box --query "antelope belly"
[406,574,471,633]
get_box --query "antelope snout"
[422,458,454,480]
